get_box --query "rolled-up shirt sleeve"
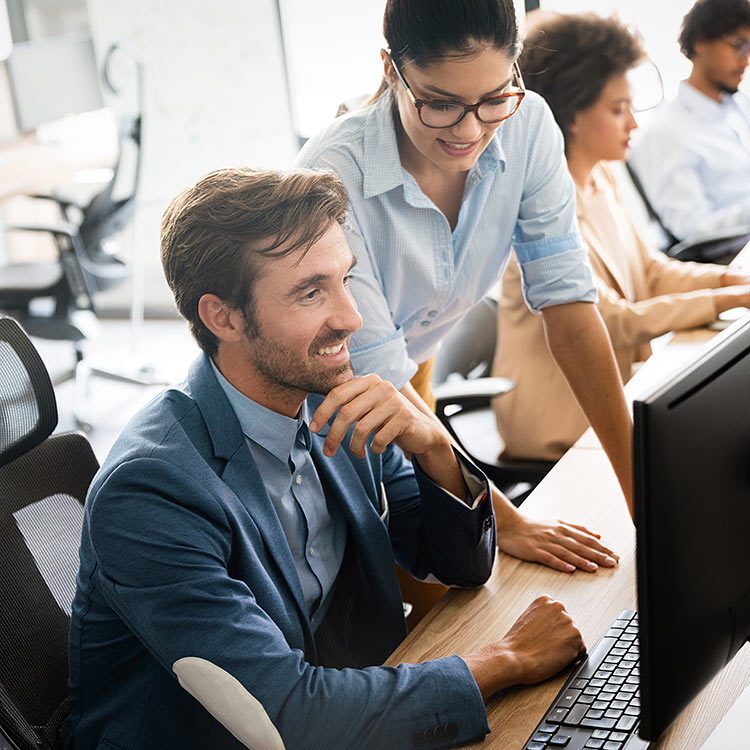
[513,101,597,313]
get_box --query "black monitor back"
[634,318,750,740]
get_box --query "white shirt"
[630,81,750,241]
[296,90,596,388]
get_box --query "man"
[630,0,750,241]
[67,168,585,749]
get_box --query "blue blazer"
[68,354,495,749]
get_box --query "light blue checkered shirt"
[296,89,596,388]
[210,360,346,631]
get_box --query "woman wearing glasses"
[493,12,750,463]
[296,0,623,572]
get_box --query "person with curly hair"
[493,12,750,462]
[630,0,750,240]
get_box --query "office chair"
[432,297,554,506]
[0,41,150,427]
[624,162,750,264]
[0,316,99,750]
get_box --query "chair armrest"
[5,220,78,239]
[667,230,750,263]
[434,376,515,412]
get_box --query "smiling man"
[630,0,750,241]
[66,168,585,750]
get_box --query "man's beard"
[245,327,354,398]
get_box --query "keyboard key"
[609,676,625,685]
[549,736,571,747]
[614,668,630,677]
[581,718,617,730]
[610,732,628,742]
[547,707,568,723]
[572,679,588,689]
[610,648,626,656]
[631,697,641,707]
[584,741,605,749]
[526,743,545,750]
[532,733,553,743]
[623,654,638,662]
[600,664,616,673]
[592,701,609,710]
[584,687,600,696]
[615,715,638,732]
[602,685,618,693]
[611,700,628,710]
[625,675,639,685]
[585,710,605,719]
[603,742,623,750]
[605,709,622,719]
[590,679,606,688]
[540,724,559,734]
[563,703,588,726]
[558,690,581,708]
[578,694,596,704]
[621,684,638,693]
[592,730,611,739]
[624,706,639,717]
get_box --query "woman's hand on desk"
[494,493,619,573]
[461,596,586,700]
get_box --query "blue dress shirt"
[630,81,750,241]
[211,360,346,630]
[296,89,596,388]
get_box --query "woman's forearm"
[541,302,634,517]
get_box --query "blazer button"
[444,722,458,738]
[482,516,493,532]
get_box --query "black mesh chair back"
[0,318,99,750]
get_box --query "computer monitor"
[634,317,750,741]
[5,32,103,132]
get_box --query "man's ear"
[198,294,246,344]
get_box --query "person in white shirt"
[630,0,750,241]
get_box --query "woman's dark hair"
[679,0,750,59]
[370,0,521,100]
[520,13,644,144]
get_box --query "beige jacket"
[493,163,726,461]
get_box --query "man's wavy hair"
[520,13,644,144]
[161,167,348,356]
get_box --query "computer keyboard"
[523,610,651,750]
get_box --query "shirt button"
[427,310,438,317]
[420,320,431,327]
[309,546,315,557]
[295,474,303,484]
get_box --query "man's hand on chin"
[309,374,468,499]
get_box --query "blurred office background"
[0,0,744,456]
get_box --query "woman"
[296,0,623,572]
[493,12,750,462]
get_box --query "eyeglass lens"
[420,96,521,128]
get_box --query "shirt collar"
[362,89,506,199]
[678,80,738,119]
[210,359,311,462]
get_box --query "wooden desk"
[388,247,750,748]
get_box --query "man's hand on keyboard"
[461,596,585,700]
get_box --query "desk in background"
[388,245,750,749]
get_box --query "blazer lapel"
[187,355,309,626]
[309,428,402,605]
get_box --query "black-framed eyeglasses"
[723,35,750,58]
[388,53,525,128]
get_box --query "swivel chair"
[0,41,149,425]
[432,296,554,506]
[0,317,99,750]
[624,162,750,264]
